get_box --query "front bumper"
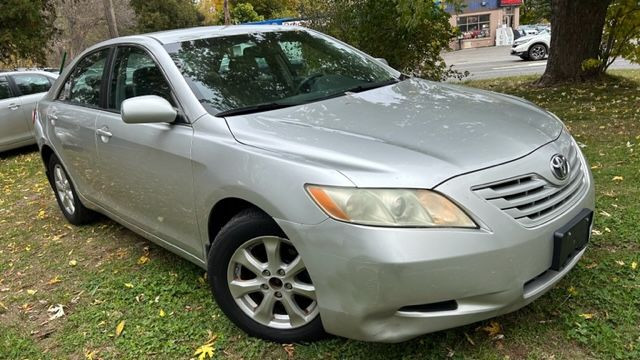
[278,138,595,342]
[511,43,530,56]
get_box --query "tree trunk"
[102,0,119,38]
[224,0,231,25]
[538,0,611,86]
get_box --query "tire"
[47,154,97,225]
[528,43,547,61]
[208,209,326,343]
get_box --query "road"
[443,45,640,80]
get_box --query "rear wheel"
[47,155,96,225]
[208,209,325,343]
[528,44,547,61]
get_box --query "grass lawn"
[1,70,639,360]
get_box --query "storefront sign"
[500,0,522,6]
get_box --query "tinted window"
[0,77,12,100]
[165,30,398,115]
[109,46,173,111]
[12,74,52,95]
[58,49,110,107]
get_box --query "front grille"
[472,144,587,227]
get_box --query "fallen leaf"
[580,313,594,319]
[26,289,37,295]
[124,283,134,288]
[137,256,149,265]
[48,276,62,285]
[482,321,502,337]
[632,262,638,270]
[48,304,65,320]
[283,343,295,358]
[612,176,624,181]
[69,260,77,267]
[194,343,215,360]
[616,260,625,266]
[159,309,165,317]
[115,320,125,337]
[568,286,578,296]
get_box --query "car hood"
[224,79,563,188]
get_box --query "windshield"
[164,29,400,116]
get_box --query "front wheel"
[528,44,547,61]
[207,209,326,343]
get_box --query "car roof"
[0,70,58,78]
[119,25,305,45]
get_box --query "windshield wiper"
[216,102,293,117]
[342,78,400,94]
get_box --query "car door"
[0,76,29,149]
[45,48,111,202]
[95,45,200,258]
[11,73,55,135]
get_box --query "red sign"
[500,0,523,5]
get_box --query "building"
[446,0,522,49]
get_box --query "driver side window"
[108,46,173,111]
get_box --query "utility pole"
[102,0,119,38]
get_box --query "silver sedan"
[1,71,57,152]
[34,26,595,343]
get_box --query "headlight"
[514,40,528,46]
[306,185,477,228]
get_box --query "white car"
[511,30,551,61]
[1,71,58,152]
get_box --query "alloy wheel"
[530,44,547,60]
[53,164,75,215]
[226,236,318,329]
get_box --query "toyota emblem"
[550,154,570,180]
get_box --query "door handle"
[96,127,113,143]
[48,114,58,126]
[7,103,20,110]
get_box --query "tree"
[303,0,457,80]
[48,0,135,67]
[600,0,640,72]
[538,0,612,85]
[0,0,56,66]
[232,0,299,19]
[224,0,231,24]
[102,0,119,38]
[520,0,551,24]
[232,3,264,23]
[130,0,204,33]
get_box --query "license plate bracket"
[551,209,593,271]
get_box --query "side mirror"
[376,58,389,66]
[121,95,177,124]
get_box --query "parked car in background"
[1,71,58,152]
[511,29,551,61]
[35,26,594,343]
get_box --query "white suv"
[511,30,551,61]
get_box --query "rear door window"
[11,74,52,95]
[0,77,13,100]
[58,49,110,107]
